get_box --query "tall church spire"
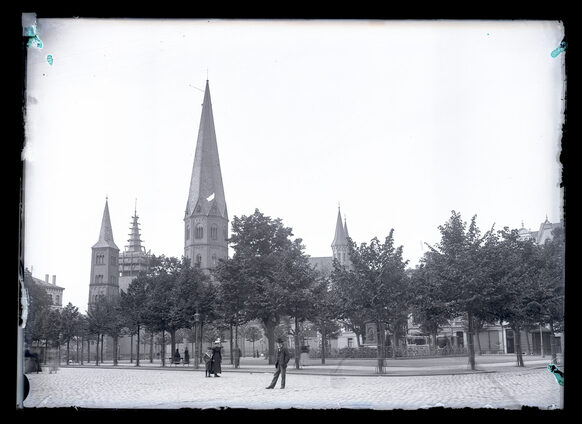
[184,80,229,270]
[332,206,348,247]
[93,197,119,250]
[185,80,227,220]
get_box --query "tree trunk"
[377,321,386,373]
[321,325,326,365]
[130,334,134,364]
[95,334,100,366]
[80,336,84,365]
[161,331,166,367]
[263,318,277,365]
[170,329,176,362]
[466,311,476,370]
[391,328,398,360]
[230,324,234,365]
[87,338,91,363]
[113,335,119,366]
[355,330,362,347]
[525,329,531,355]
[136,324,141,367]
[549,321,557,363]
[294,316,301,369]
[514,326,524,367]
[66,340,70,365]
[149,332,154,363]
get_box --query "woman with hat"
[210,339,222,377]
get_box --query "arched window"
[212,254,217,267]
[55,295,60,306]
[195,224,204,239]
[185,223,190,240]
[211,224,218,240]
[195,254,202,268]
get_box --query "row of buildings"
[27,80,562,361]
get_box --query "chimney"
[45,274,49,284]
[52,275,56,285]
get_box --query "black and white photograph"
[17,16,567,411]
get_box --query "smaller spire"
[93,197,119,250]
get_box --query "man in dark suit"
[266,338,290,389]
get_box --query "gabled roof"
[92,198,119,250]
[185,80,227,220]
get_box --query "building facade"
[24,269,65,309]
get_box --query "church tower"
[88,197,120,309]
[118,203,151,293]
[331,205,350,268]
[184,80,229,270]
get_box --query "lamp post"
[194,312,200,368]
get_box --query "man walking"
[266,338,290,389]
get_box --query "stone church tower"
[184,80,229,270]
[88,197,120,309]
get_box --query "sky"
[22,18,566,314]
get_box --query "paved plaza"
[20,355,564,411]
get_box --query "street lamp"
[194,312,200,368]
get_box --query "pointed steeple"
[344,215,349,239]
[126,203,144,253]
[331,206,348,247]
[185,80,227,220]
[93,197,119,250]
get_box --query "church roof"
[92,198,119,250]
[185,80,228,220]
[331,207,348,247]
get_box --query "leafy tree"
[176,258,214,365]
[87,296,115,365]
[121,274,149,366]
[425,211,496,370]
[409,253,455,348]
[225,209,308,364]
[309,277,342,364]
[535,226,565,362]
[59,303,81,365]
[333,229,410,372]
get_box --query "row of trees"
[24,208,564,373]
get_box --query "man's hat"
[276,338,284,343]
[214,339,221,344]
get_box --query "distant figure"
[266,338,290,389]
[183,348,190,365]
[173,348,181,365]
[210,340,222,377]
[203,347,213,377]
[234,346,242,368]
